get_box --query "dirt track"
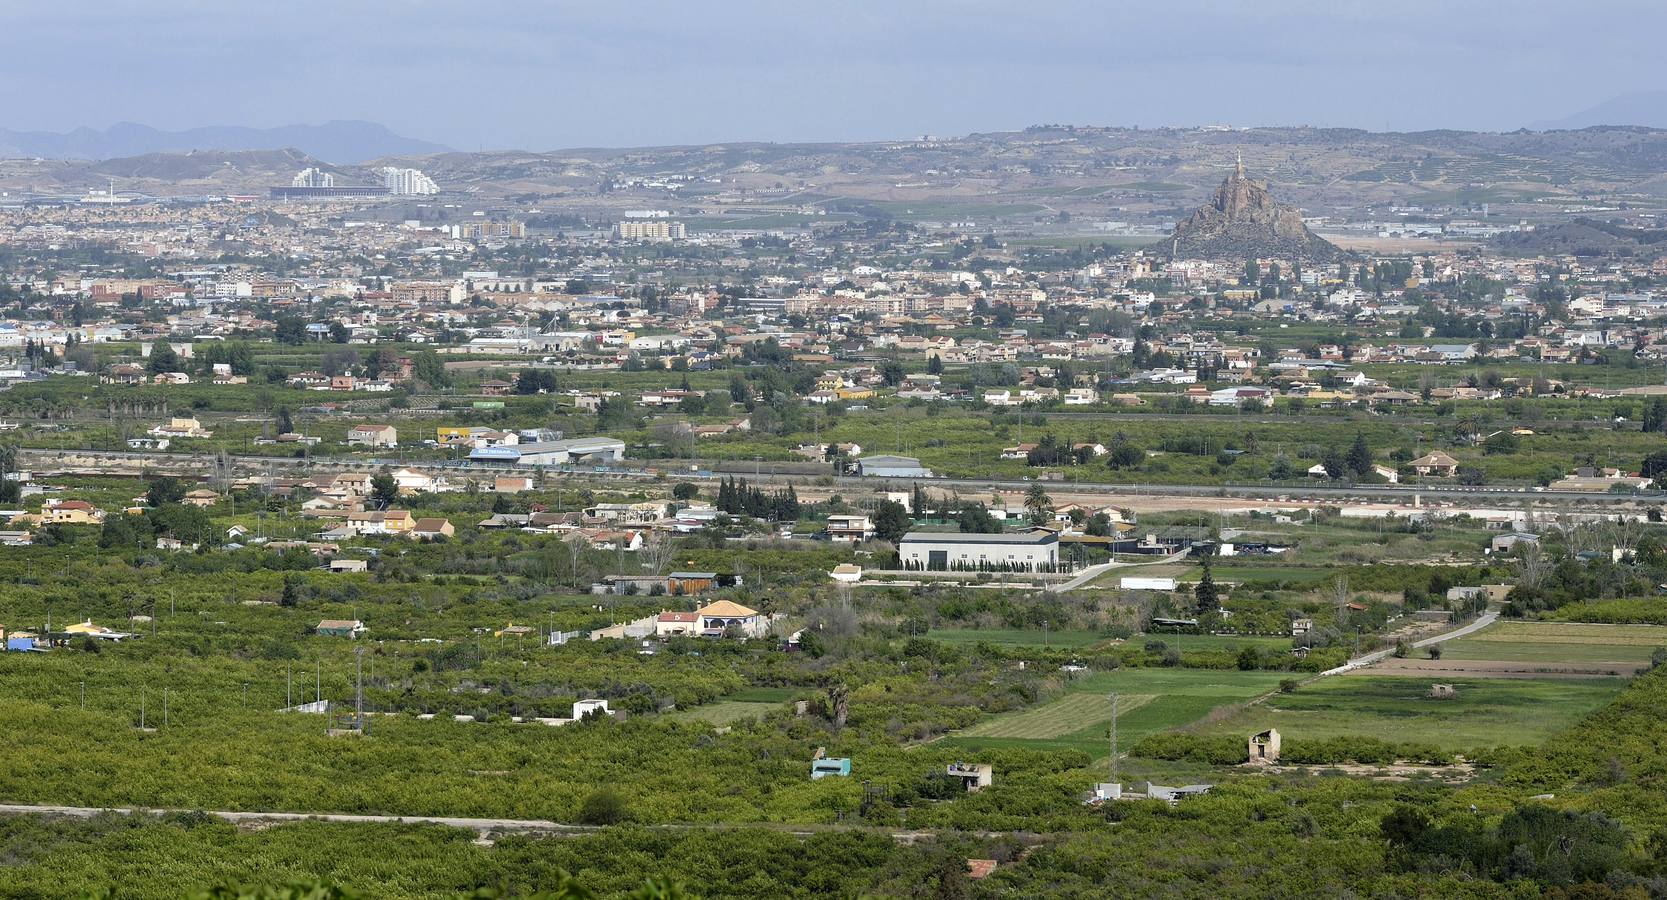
[1361,657,1642,680]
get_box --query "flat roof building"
[899,530,1058,572]
[469,437,625,467]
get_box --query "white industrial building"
[469,437,625,467]
[855,455,932,478]
[898,530,1059,572]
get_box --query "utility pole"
[79,681,85,710]
[355,646,365,733]
[1109,691,1119,785]
[287,663,292,708]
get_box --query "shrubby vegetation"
[1130,732,1453,766]
[1550,598,1667,625]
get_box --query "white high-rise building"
[379,167,440,196]
[612,220,687,242]
[292,167,334,188]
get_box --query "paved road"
[1047,549,1190,593]
[1319,609,1500,677]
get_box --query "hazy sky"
[2,0,1662,149]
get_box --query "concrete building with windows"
[612,220,687,241]
[346,424,398,448]
[292,168,334,188]
[695,600,766,637]
[379,167,439,195]
[825,514,874,543]
[899,530,1059,572]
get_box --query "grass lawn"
[1440,622,1667,665]
[667,686,808,724]
[1198,675,1628,751]
[928,628,1108,650]
[726,687,805,703]
[941,668,1288,757]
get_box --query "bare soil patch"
[1364,657,1640,680]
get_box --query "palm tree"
[827,683,850,732]
[1024,482,1052,526]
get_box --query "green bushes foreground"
[1129,732,1454,766]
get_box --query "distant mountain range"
[0,121,450,164]
[1530,92,1667,131]
[6,124,1667,210]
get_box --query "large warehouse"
[898,530,1059,572]
[469,437,626,467]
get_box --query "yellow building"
[40,501,104,525]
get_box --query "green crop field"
[725,687,804,703]
[1439,622,1667,665]
[1199,675,1628,751]
[958,692,1155,741]
[941,668,1288,757]
[863,200,1046,220]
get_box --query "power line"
[1109,691,1119,786]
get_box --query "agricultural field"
[1549,598,1667,626]
[1198,674,1627,751]
[1431,621,1667,671]
[667,687,805,725]
[666,700,780,726]
[943,668,1289,757]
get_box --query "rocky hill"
[1157,159,1342,262]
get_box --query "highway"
[17,446,1661,508]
